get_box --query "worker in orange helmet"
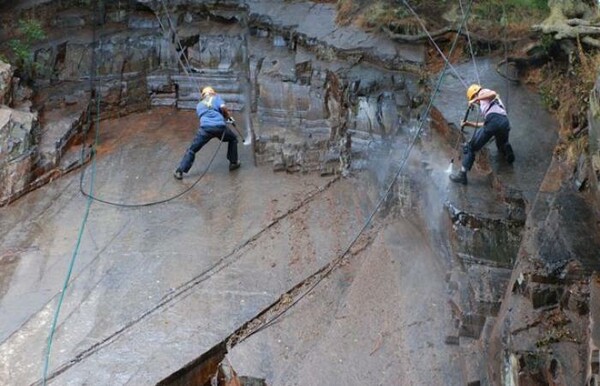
[174,86,240,180]
[450,84,515,185]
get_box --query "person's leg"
[450,126,494,184]
[221,127,239,164]
[504,142,515,163]
[462,127,494,171]
[218,126,240,170]
[177,128,212,173]
[495,130,508,154]
[492,117,514,164]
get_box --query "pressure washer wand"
[227,119,250,146]
[450,104,473,165]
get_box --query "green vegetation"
[472,0,549,25]
[536,41,600,138]
[356,2,411,31]
[467,0,549,31]
[336,0,549,31]
[8,19,46,81]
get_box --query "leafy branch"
[8,19,46,81]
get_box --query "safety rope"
[402,0,469,89]
[42,105,98,386]
[42,0,231,381]
[459,0,480,85]
[78,0,233,208]
[502,3,510,110]
[42,4,102,383]
[236,0,476,343]
[465,3,512,151]
[155,0,200,90]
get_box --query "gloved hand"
[226,117,236,124]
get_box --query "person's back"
[174,86,240,180]
[197,94,226,127]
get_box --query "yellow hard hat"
[201,86,216,98]
[466,84,481,101]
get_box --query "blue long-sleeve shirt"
[196,94,226,127]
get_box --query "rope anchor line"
[42,0,480,381]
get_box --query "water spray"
[228,120,251,146]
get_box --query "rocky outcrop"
[0,0,425,202]
[0,61,37,205]
[0,1,598,385]
[485,175,600,385]
[426,57,600,384]
[0,103,39,204]
[588,75,600,201]
[0,61,11,105]
[480,66,600,386]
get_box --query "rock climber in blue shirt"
[174,86,240,180]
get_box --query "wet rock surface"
[0,108,387,384]
[0,1,598,385]
[0,99,39,204]
[1,0,425,204]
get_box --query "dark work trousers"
[462,113,511,171]
[178,125,238,173]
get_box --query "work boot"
[449,170,468,185]
[173,169,183,180]
[504,144,515,164]
[229,161,241,171]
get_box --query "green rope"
[42,101,99,385]
[42,2,102,382]
[40,0,476,378]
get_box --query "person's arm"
[220,105,233,121]
[215,95,233,121]
[471,89,497,104]
[462,89,496,127]
[461,120,484,128]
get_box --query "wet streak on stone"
[35,176,340,385]
[156,228,376,385]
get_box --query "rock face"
[1,1,598,385]
[588,75,600,201]
[0,62,39,204]
[469,64,600,386]
[0,61,11,105]
[0,0,424,204]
